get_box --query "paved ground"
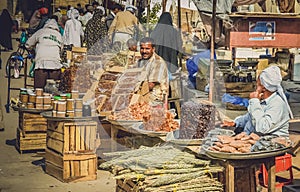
[0,32,300,192]
[0,33,115,192]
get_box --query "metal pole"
[146,0,151,36]
[209,0,217,102]
[177,0,182,69]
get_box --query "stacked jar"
[19,88,53,110]
[51,91,81,118]
[75,99,83,117]
[19,88,29,108]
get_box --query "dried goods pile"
[110,102,179,132]
[143,108,179,132]
[100,145,224,192]
[59,65,92,93]
[110,102,150,121]
[179,100,216,139]
[203,129,291,154]
[95,72,120,112]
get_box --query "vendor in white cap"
[108,4,144,50]
[222,65,293,137]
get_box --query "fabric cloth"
[277,0,295,13]
[0,9,13,50]
[105,12,116,30]
[26,19,62,70]
[192,0,265,14]
[108,10,144,43]
[81,12,93,28]
[34,69,61,88]
[235,92,290,137]
[84,9,108,54]
[259,65,293,118]
[138,53,169,104]
[150,12,183,73]
[63,10,84,47]
[29,10,41,28]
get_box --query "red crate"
[260,153,293,188]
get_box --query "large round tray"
[41,111,105,121]
[16,106,52,113]
[202,145,292,160]
[168,139,203,146]
[108,119,142,126]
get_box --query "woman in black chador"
[0,9,13,51]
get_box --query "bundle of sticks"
[100,145,224,192]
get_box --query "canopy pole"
[209,0,217,102]
[177,0,183,69]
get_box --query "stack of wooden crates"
[17,110,47,153]
[45,119,98,182]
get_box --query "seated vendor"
[222,65,293,137]
[137,37,169,107]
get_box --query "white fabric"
[63,18,83,47]
[67,7,74,19]
[96,6,105,14]
[81,12,93,26]
[25,19,62,70]
[260,65,293,118]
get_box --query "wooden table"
[205,147,291,192]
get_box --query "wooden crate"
[19,111,47,132]
[16,128,47,153]
[116,179,140,192]
[225,82,256,94]
[45,148,97,182]
[47,121,98,154]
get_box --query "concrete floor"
[0,33,115,192]
[0,32,300,192]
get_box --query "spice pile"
[59,65,92,93]
[100,146,224,192]
[110,102,179,132]
[179,100,216,139]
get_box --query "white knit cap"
[260,65,293,118]
[125,5,137,13]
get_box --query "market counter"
[204,145,292,192]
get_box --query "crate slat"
[45,149,97,182]
[16,127,46,153]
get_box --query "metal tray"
[41,111,105,121]
[168,139,203,146]
[202,145,292,160]
[108,119,142,126]
[17,106,52,113]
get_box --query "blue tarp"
[222,93,249,107]
[186,50,213,88]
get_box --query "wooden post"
[162,0,167,12]
[209,0,217,102]
[225,162,235,192]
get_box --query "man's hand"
[148,82,156,91]
[221,120,236,127]
[249,91,263,100]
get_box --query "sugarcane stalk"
[114,172,146,180]
[146,167,224,187]
[144,167,209,175]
